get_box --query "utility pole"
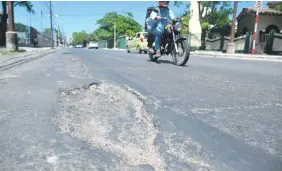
[41,10,43,47]
[226,1,238,54]
[114,12,116,49]
[41,10,43,34]
[49,1,54,48]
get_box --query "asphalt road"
[0,48,281,171]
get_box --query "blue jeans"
[149,20,167,51]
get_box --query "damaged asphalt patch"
[52,81,216,171]
[52,82,165,170]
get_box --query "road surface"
[0,48,281,171]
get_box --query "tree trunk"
[200,28,207,50]
[0,1,7,46]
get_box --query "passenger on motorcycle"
[146,1,175,57]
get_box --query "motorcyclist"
[146,1,175,57]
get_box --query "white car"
[88,41,99,49]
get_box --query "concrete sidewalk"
[101,48,282,62]
[0,46,52,53]
[191,51,282,62]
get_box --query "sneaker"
[155,50,161,57]
[148,48,155,54]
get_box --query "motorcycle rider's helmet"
[159,1,169,8]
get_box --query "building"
[237,8,282,43]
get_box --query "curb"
[191,52,282,62]
[0,48,60,71]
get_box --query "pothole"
[53,82,165,170]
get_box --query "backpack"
[144,6,160,31]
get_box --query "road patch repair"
[53,81,165,170]
[52,81,214,171]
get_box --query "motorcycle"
[148,17,190,66]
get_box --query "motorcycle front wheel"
[171,40,190,66]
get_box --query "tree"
[198,1,233,49]
[93,12,142,40]
[268,1,282,11]
[88,32,99,41]
[72,30,89,46]
[0,1,34,46]
[42,28,52,38]
[175,1,233,49]
[15,23,28,32]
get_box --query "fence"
[98,33,196,50]
[98,36,127,49]
[205,33,253,54]
[273,33,282,53]
[16,26,54,47]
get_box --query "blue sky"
[14,1,259,40]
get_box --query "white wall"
[234,36,246,51]
[206,37,221,50]
[238,15,255,35]
[273,33,282,52]
[206,36,246,52]
[223,37,230,50]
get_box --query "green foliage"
[174,1,233,33]
[268,2,282,11]
[14,1,35,14]
[174,2,191,29]
[93,12,142,40]
[201,22,210,30]
[274,4,282,11]
[15,23,28,32]
[72,30,89,45]
[199,1,232,27]
[43,28,52,38]
[88,32,99,41]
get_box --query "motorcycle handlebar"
[158,17,172,24]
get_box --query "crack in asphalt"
[191,103,282,114]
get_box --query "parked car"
[126,32,148,53]
[75,44,83,48]
[88,41,99,49]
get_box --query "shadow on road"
[156,60,174,64]
[147,59,188,67]
[146,59,172,65]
